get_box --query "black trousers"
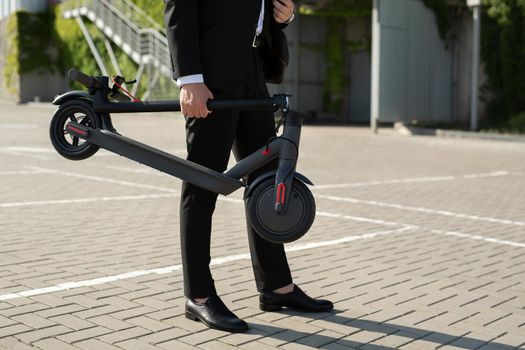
[179,47,293,299]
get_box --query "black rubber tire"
[246,177,316,244]
[50,99,100,161]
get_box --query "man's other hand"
[180,83,214,118]
[273,0,294,24]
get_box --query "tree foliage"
[299,0,371,17]
[481,0,525,131]
[54,6,141,91]
[130,0,165,26]
[484,0,525,23]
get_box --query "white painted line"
[0,294,20,301]
[312,171,510,190]
[0,170,46,176]
[0,188,522,303]
[316,211,414,228]
[431,230,525,248]
[0,194,177,208]
[0,191,409,230]
[0,227,412,301]
[93,148,186,161]
[3,164,522,260]
[0,194,243,208]
[286,227,414,252]
[29,166,178,193]
[18,286,62,297]
[211,253,251,265]
[5,187,523,250]
[100,165,169,176]
[0,146,112,158]
[0,150,49,161]
[5,191,522,252]
[316,195,525,227]
[29,165,244,202]
[0,146,54,154]
[56,282,82,290]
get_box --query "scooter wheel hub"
[247,177,316,244]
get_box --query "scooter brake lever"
[112,75,126,85]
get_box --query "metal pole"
[370,0,380,134]
[470,5,481,131]
[76,16,109,76]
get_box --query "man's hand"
[273,0,294,24]
[180,83,214,118]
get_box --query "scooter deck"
[67,122,245,195]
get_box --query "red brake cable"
[111,77,141,102]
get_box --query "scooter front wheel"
[50,100,100,161]
[246,177,316,244]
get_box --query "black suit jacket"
[164,0,287,91]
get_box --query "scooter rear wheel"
[50,100,100,161]
[246,177,316,244]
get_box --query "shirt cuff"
[284,13,295,24]
[176,74,205,87]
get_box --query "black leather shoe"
[260,285,334,312]
[185,295,248,333]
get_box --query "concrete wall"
[370,0,491,126]
[19,71,66,103]
[0,0,48,21]
[268,15,326,115]
[269,15,372,122]
[373,0,454,124]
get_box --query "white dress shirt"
[177,0,265,87]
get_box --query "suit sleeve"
[164,0,203,80]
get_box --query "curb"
[394,122,525,143]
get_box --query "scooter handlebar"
[68,69,96,89]
[66,69,290,112]
[206,98,282,111]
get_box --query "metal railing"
[62,0,171,78]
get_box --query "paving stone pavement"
[0,102,524,349]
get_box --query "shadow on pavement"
[247,309,516,350]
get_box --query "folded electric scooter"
[49,69,316,243]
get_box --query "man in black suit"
[164,0,333,332]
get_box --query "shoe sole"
[259,302,283,312]
[185,310,249,333]
[260,302,333,313]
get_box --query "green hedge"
[481,0,525,132]
[3,10,61,94]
